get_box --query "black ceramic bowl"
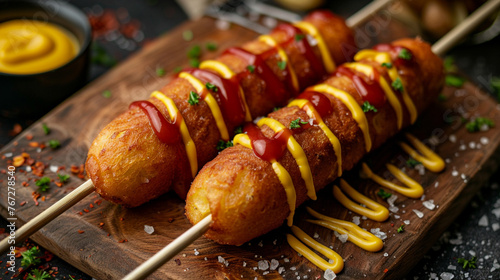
[0,0,91,118]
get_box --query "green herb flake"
[273,107,281,112]
[458,256,477,269]
[21,247,41,267]
[42,123,50,135]
[182,30,193,41]
[205,42,218,51]
[438,93,447,101]
[36,177,51,192]
[398,48,412,60]
[216,140,233,151]
[205,82,218,92]
[465,117,494,132]
[48,139,61,149]
[173,66,182,74]
[27,269,52,280]
[397,224,405,233]
[443,56,457,73]
[247,65,255,73]
[58,174,70,183]
[392,77,404,92]
[445,75,465,87]
[234,126,243,135]
[277,60,287,70]
[381,62,392,69]
[289,118,308,129]
[156,67,166,77]
[188,91,200,105]
[187,45,201,59]
[490,76,500,101]
[294,34,304,41]
[91,42,116,68]
[377,189,392,199]
[362,101,378,113]
[102,90,112,98]
[189,58,200,68]
[406,157,422,168]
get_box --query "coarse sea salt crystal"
[258,260,269,270]
[4,152,13,158]
[492,208,500,219]
[469,141,476,149]
[324,269,336,280]
[218,256,225,263]
[478,215,489,227]
[290,266,296,271]
[480,137,489,145]
[338,234,348,243]
[284,258,290,263]
[49,165,58,173]
[440,272,454,280]
[278,267,285,274]
[404,220,410,225]
[383,253,389,257]
[459,144,466,151]
[413,209,424,218]
[26,166,32,172]
[194,249,199,256]
[423,200,436,210]
[270,259,279,270]
[448,265,457,270]
[144,225,154,234]
[352,216,360,225]
[415,164,425,175]
[389,206,399,213]
[449,134,457,143]
[370,228,387,240]
[492,223,500,231]
[451,170,459,177]
[388,195,398,206]
[313,232,319,239]
[243,261,247,267]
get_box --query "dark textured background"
[1,0,499,279]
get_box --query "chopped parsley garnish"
[465,117,494,132]
[36,177,51,192]
[206,42,218,51]
[48,139,61,149]
[490,76,500,101]
[444,56,457,73]
[437,93,447,101]
[406,157,421,168]
[234,126,243,134]
[187,45,201,59]
[58,174,70,183]
[205,82,218,92]
[156,67,166,77]
[381,62,392,69]
[398,48,412,60]
[21,247,41,267]
[91,42,116,67]
[377,189,392,199]
[173,66,182,73]
[361,101,378,113]
[42,123,50,135]
[247,65,255,73]
[294,34,304,41]
[27,269,52,280]
[458,256,477,269]
[216,140,233,151]
[187,91,200,105]
[392,77,404,92]
[182,30,193,41]
[445,75,465,87]
[397,224,405,233]
[273,107,281,112]
[189,58,200,68]
[102,90,112,98]
[277,60,287,70]
[289,118,308,129]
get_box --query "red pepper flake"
[83,209,89,213]
[70,165,80,174]
[39,143,46,149]
[32,192,40,206]
[26,134,34,140]
[22,181,29,187]
[390,223,394,227]
[20,201,26,206]
[55,182,63,187]
[120,217,124,221]
[12,156,25,167]
[107,233,111,237]
[94,199,102,206]
[78,230,85,234]
[26,158,35,166]
[28,142,39,147]
[98,222,104,228]
[383,268,389,273]
[78,211,83,215]
[8,124,22,136]
[0,170,6,174]
[21,152,30,158]
[118,239,128,243]
[41,196,46,202]
[90,203,94,208]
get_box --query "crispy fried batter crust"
[86,12,355,207]
[185,38,444,245]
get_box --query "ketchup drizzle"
[225,47,289,106]
[244,123,292,162]
[274,23,327,79]
[372,44,413,68]
[296,91,333,118]
[335,66,387,109]
[129,100,181,144]
[184,68,247,127]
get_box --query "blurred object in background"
[274,0,324,11]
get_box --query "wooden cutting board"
[1,16,500,280]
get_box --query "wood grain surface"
[1,16,500,280]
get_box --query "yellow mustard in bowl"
[0,19,79,75]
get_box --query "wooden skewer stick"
[432,0,500,56]
[0,1,391,256]
[0,179,95,253]
[122,1,500,279]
